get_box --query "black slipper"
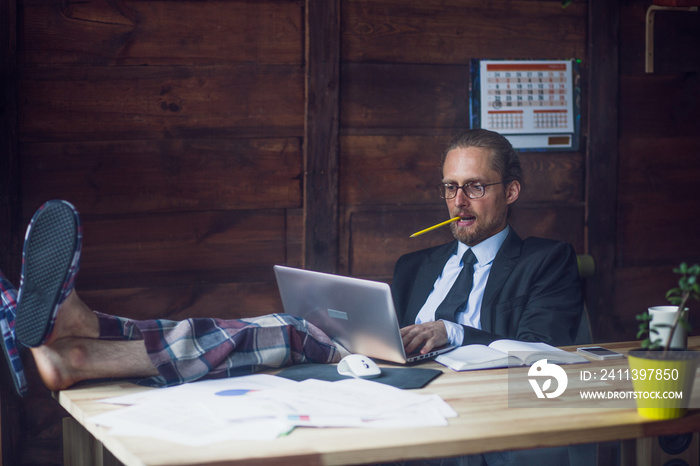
[15,200,82,347]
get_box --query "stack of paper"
[89,374,456,445]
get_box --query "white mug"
[648,306,688,349]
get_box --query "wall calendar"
[470,59,580,150]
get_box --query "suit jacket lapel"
[480,229,522,333]
[403,241,456,326]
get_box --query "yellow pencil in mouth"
[410,216,461,238]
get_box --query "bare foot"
[31,337,160,391]
[44,290,99,345]
[30,339,83,390]
[28,291,161,391]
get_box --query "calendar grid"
[478,60,575,136]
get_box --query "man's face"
[442,146,520,246]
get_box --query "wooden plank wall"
[13,1,310,464]
[612,1,700,340]
[19,0,307,321]
[338,0,588,280]
[586,0,620,344]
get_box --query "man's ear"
[505,181,521,205]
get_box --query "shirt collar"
[455,225,510,266]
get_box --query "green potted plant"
[629,262,700,420]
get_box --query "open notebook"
[435,339,588,371]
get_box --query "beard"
[449,210,508,247]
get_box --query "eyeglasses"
[436,181,505,199]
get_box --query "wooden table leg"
[63,417,122,466]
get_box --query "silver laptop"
[273,265,455,364]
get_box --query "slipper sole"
[16,203,79,347]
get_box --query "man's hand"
[400,321,449,355]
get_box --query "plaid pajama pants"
[96,311,348,387]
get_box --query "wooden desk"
[58,338,700,466]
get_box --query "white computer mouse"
[337,354,382,379]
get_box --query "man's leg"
[130,312,347,387]
[30,289,346,390]
[32,338,158,391]
[29,290,159,390]
[14,200,345,392]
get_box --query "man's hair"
[441,129,523,186]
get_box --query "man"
[394,129,583,357]
[391,129,587,466]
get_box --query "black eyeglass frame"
[436,181,506,200]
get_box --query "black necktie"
[434,249,477,323]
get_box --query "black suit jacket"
[390,228,583,347]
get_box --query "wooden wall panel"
[19,65,303,142]
[15,0,307,346]
[345,204,585,281]
[21,0,303,65]
[618,2,700,243]
[285,208,305,269]
[585,0,619,344]
[340,133,585,278]
[618,5,700,76]
[341,0,587,64]
[10,1,308,461]
[609,0,700,342]
[517,152,584,204]
[619,74,700,137]
[340,64,469,131]
[302,0,340,272]
[76,210,287,289]
[80,281,284,321]
[340,135,447,206]
[338,0,589,281]
[21,138,302,215]
[509,204,585,252]
[341,135,584,206]
[617,136,700,268]
[343,207,454,280]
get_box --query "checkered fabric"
[1,270,28,396]
[96,311,347,387]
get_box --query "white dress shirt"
[415,226,510,346]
